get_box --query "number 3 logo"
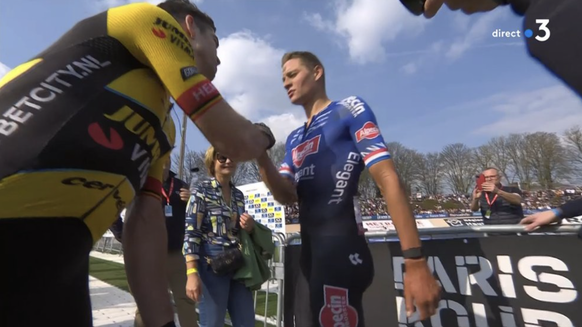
[535,19,550,42]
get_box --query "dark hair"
[158,0,216,32]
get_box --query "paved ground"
[90,251,182,327]
[89,250,280,327]
[90,275,137,327]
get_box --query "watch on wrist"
[402,247,424,259]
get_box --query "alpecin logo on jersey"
[319,285,358,327]
[292,135,321,167]
[355,121,380,143]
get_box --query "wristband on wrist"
[551,208,562,219]
[402,247,424,259]
[187,268,198,275]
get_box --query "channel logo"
[492,19,550,42]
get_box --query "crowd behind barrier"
[284,187,582,223]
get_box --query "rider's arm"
[108,3,269,162]
[557,197,582,219]
[342,96,422,251]
[257,138,298,205]
[123,154,173,327]
[122,115,175,326]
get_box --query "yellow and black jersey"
[0,3,219,241]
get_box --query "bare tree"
[236,142,287,185]
[268,143,287,168]
[440,143,476,195]
[563,125,582,176]
[522,132,571,189]
[173,150,209,185]
[385,142,421,196]
[358,169,380,198]
[416,152,443,196]
[505,133,534,188]
[473,144,495,171]
[486,136,512,184]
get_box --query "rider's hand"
[186,273,202,302]
[520,210,560,231]
[254,123,276,150]
[404,258,441,320]
[424,0,500,18]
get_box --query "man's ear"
[184,14,197,39]
[313,65,324,81]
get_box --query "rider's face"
[184,17,220,81]
[282,58,320,105]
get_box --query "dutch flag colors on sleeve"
[341,96,391,169]
[278,133,296,180]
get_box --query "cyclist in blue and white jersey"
[255,51,441,326]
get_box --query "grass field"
[89,257,279,327]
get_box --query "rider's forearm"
[193,100,270,162]
[257,153,297,205]
[123,195,174,327]
[380,173,421,251]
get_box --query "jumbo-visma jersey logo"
[292,135,321,168]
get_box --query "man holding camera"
[470,168,524,225]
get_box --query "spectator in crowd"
[183,146,256,327]
[470,168,523,224]
[109,158,198,327]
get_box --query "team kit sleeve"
[278,135,296,181]
[107,3,223,122]
[183,186,206,260]
[139,114,176,199]
[342,96,392,168]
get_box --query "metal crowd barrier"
[92,232,287,327]
[252,232,286,327]
[92,234,123,255]
[285,224,581,245]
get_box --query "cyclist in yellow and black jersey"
[0,1,275,326]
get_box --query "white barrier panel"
[237,182,286,235]
[362,215,582,232]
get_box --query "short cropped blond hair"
[281,51,325,84]
[204,145,218,177]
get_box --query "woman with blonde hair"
[183,145,256,327]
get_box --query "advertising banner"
[285,235,582,326]
[237,182,286,234]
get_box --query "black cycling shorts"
[0,218,94,327]
[298,233,374,327]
